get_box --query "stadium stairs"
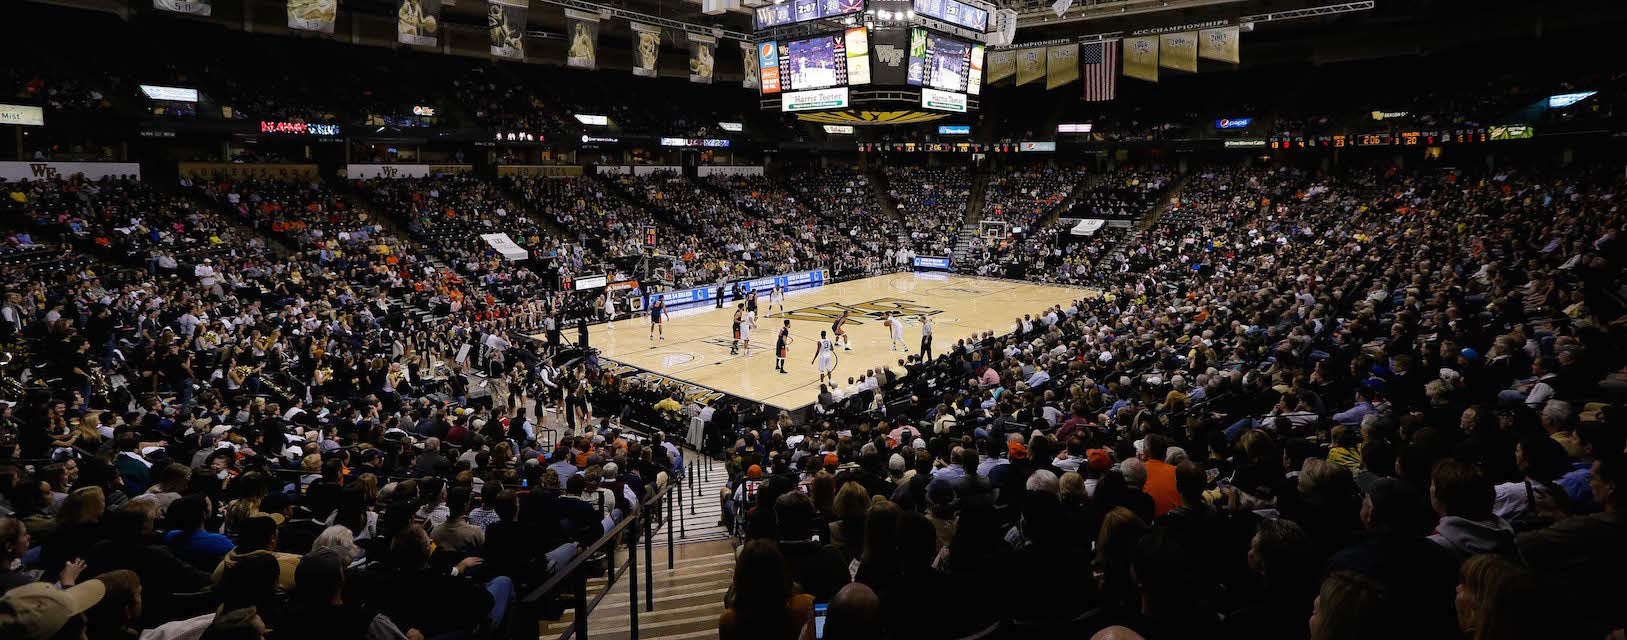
[951,159,993,264]
[863,162,910,249]
[495,176,584,243]
[542,448,736,640]
[1139,172,1191,231]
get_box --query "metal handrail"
[513,472,681,640]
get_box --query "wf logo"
[29,164,58,179]
[875,45,904,67]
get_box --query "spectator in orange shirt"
[1141,433,1182,517]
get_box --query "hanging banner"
[632,22,662,77]
[488,0,527,59]
[287,0,336,32]
[397,0,441,46]
[1045,43,1079,90]
[154,0,211,16]
[1014,48,1046,86]
[689,34,716,84]
[1122,36,1158,82]
[758,41,781,94]
[565,9,601,69]
[741,41,760,89]
[1198,26,1240,64]
[985,49,1016,84]
[1159,31,1197,72]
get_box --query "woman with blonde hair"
[1309,570,1392,640]
[828,481,870,561]
[223,471,269,534]
[41,486,106,577]
[1455,554,1539,640]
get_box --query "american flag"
[1082,42,1117,102]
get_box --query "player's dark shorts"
[776,342,787,358]
[732,324,741,339]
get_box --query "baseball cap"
[1007,442,1029,460]
[0,581,107,640]
[1085,449,1112,473]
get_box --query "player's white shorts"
[741,328,752,343]
[817,353,834,374]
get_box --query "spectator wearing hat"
[0,578,108,640]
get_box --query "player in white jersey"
[886,311,908,352]
[741,309,757,357]
[812,330,837,385]
[769,285,786,315]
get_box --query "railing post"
[628,508,640,640]
[644,497,655,612]
[573,566,589,640]
[690,463,698,517]
[668,482,677,567]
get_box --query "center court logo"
[781,297,942,325]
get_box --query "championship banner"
[154,0,210,16]
[565,10,601,69]
[1045,44,1079,90]
[689,34,716,84]
[397,0,441,46]
[985,50,1016,84]
[741,41,760,89]
[1014,48,1046,87]
[1122,36,1158,82]
[1159,31,1198,72]
[1199,26,1240,64]
[488,0,527,59]
[632,23,662,78]
[287,0,336,32]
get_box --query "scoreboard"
[1268,127,1491,149]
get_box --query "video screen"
[912,0,989,32]
[907,29,972,94]
[786,35,847,91]
[755,0,863,29]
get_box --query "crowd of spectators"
[979,162,1087,230]
[886,165,972,256]
[708,162,1627,640]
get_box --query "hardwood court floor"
[578,273,1093,410]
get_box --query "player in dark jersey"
[746,289,759,315]
[648,297,667,340]
[730,304,744,355]
[774,319,792,373]
[832,310,852,351]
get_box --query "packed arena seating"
[2,2,1627,639]
[886,165,973,256]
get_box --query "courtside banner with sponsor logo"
[179,163,317,180]
[1046,44,1079,90]
[0,105,45,127]
[646,269,826,311]
[696,166,766,177]
[288,0,337,32]
[489,0,527,59]
[1198,26,1240,64]
[1122,36,1158,82]
[496,165,585,177]
[155,0,210,16]
[985,49,1016,84]
[632,23,662,78]
[1014,48,1045,86]
[689,34,717,84]
[565,9,601,69]
[398,0,441,46]
[1159,31,1198,72]
[0,162,140,181]
[912,256,951,270]
[782,88,849,112]
[741,42,761,90]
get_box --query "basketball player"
[745,288,759,317]
[887,311,908,352]
[813,330,836,385]
[919,314,934,359]
[604,291,618,324]
[832,310,852,351]
[774,319,792,373]
[730,303,744,355]
[648,296,667,340]
[769,285,786,315]
[741,307,757,357]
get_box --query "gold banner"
[179,162,319,180]
[1122,36,1158,82]
[1159,31,1197,72]
[1014,48,1046,86]
[985,50,1016,84]
[496,165,585,177]
[1198,26,1240,64]
[1045,44,1079,90]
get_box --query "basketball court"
[571,272,1094,410]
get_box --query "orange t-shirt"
[1142,459,1181,517]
